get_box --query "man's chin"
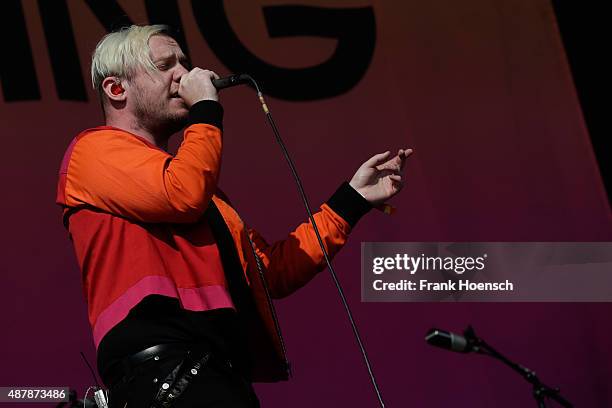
[169,102,189,120]
[169,97,187,110]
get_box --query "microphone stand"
[463,326,573,408]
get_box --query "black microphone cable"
[217,74,386,408]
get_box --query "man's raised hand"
[349,148,413,207]
[178,68,220,107]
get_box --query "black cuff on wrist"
[326,182,373,228]
[188,100,224,130]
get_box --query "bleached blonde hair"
[90,24,170,92]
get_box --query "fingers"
[181,68,216,80]
[377,168,400,178]
[386,148,413,172]
[185,68,219,83]
[398,148,413,170]
[399,148,413,158]
[364,147,413,176]
[178,68,219,105]
[389,174,404,191]
[373,148,412,173]
[364,151,392,167]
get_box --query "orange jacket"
[56,103,359,381]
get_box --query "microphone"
[211,74,250,90]
[425,326,574,407]
[425,328,475,353]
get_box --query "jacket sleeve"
[248,182,373,298]
[62,100,223,223]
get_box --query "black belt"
[111,343,242,387]
[122,344,193,373]
[107,343,254,407]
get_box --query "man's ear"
[101,77,127,102]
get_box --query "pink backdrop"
[1,0,610,406]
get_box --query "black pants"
[108,349,260,408]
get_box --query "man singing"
[56,24,411,407]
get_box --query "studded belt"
[109,343,238,407]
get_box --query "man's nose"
[174,64,189,82]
